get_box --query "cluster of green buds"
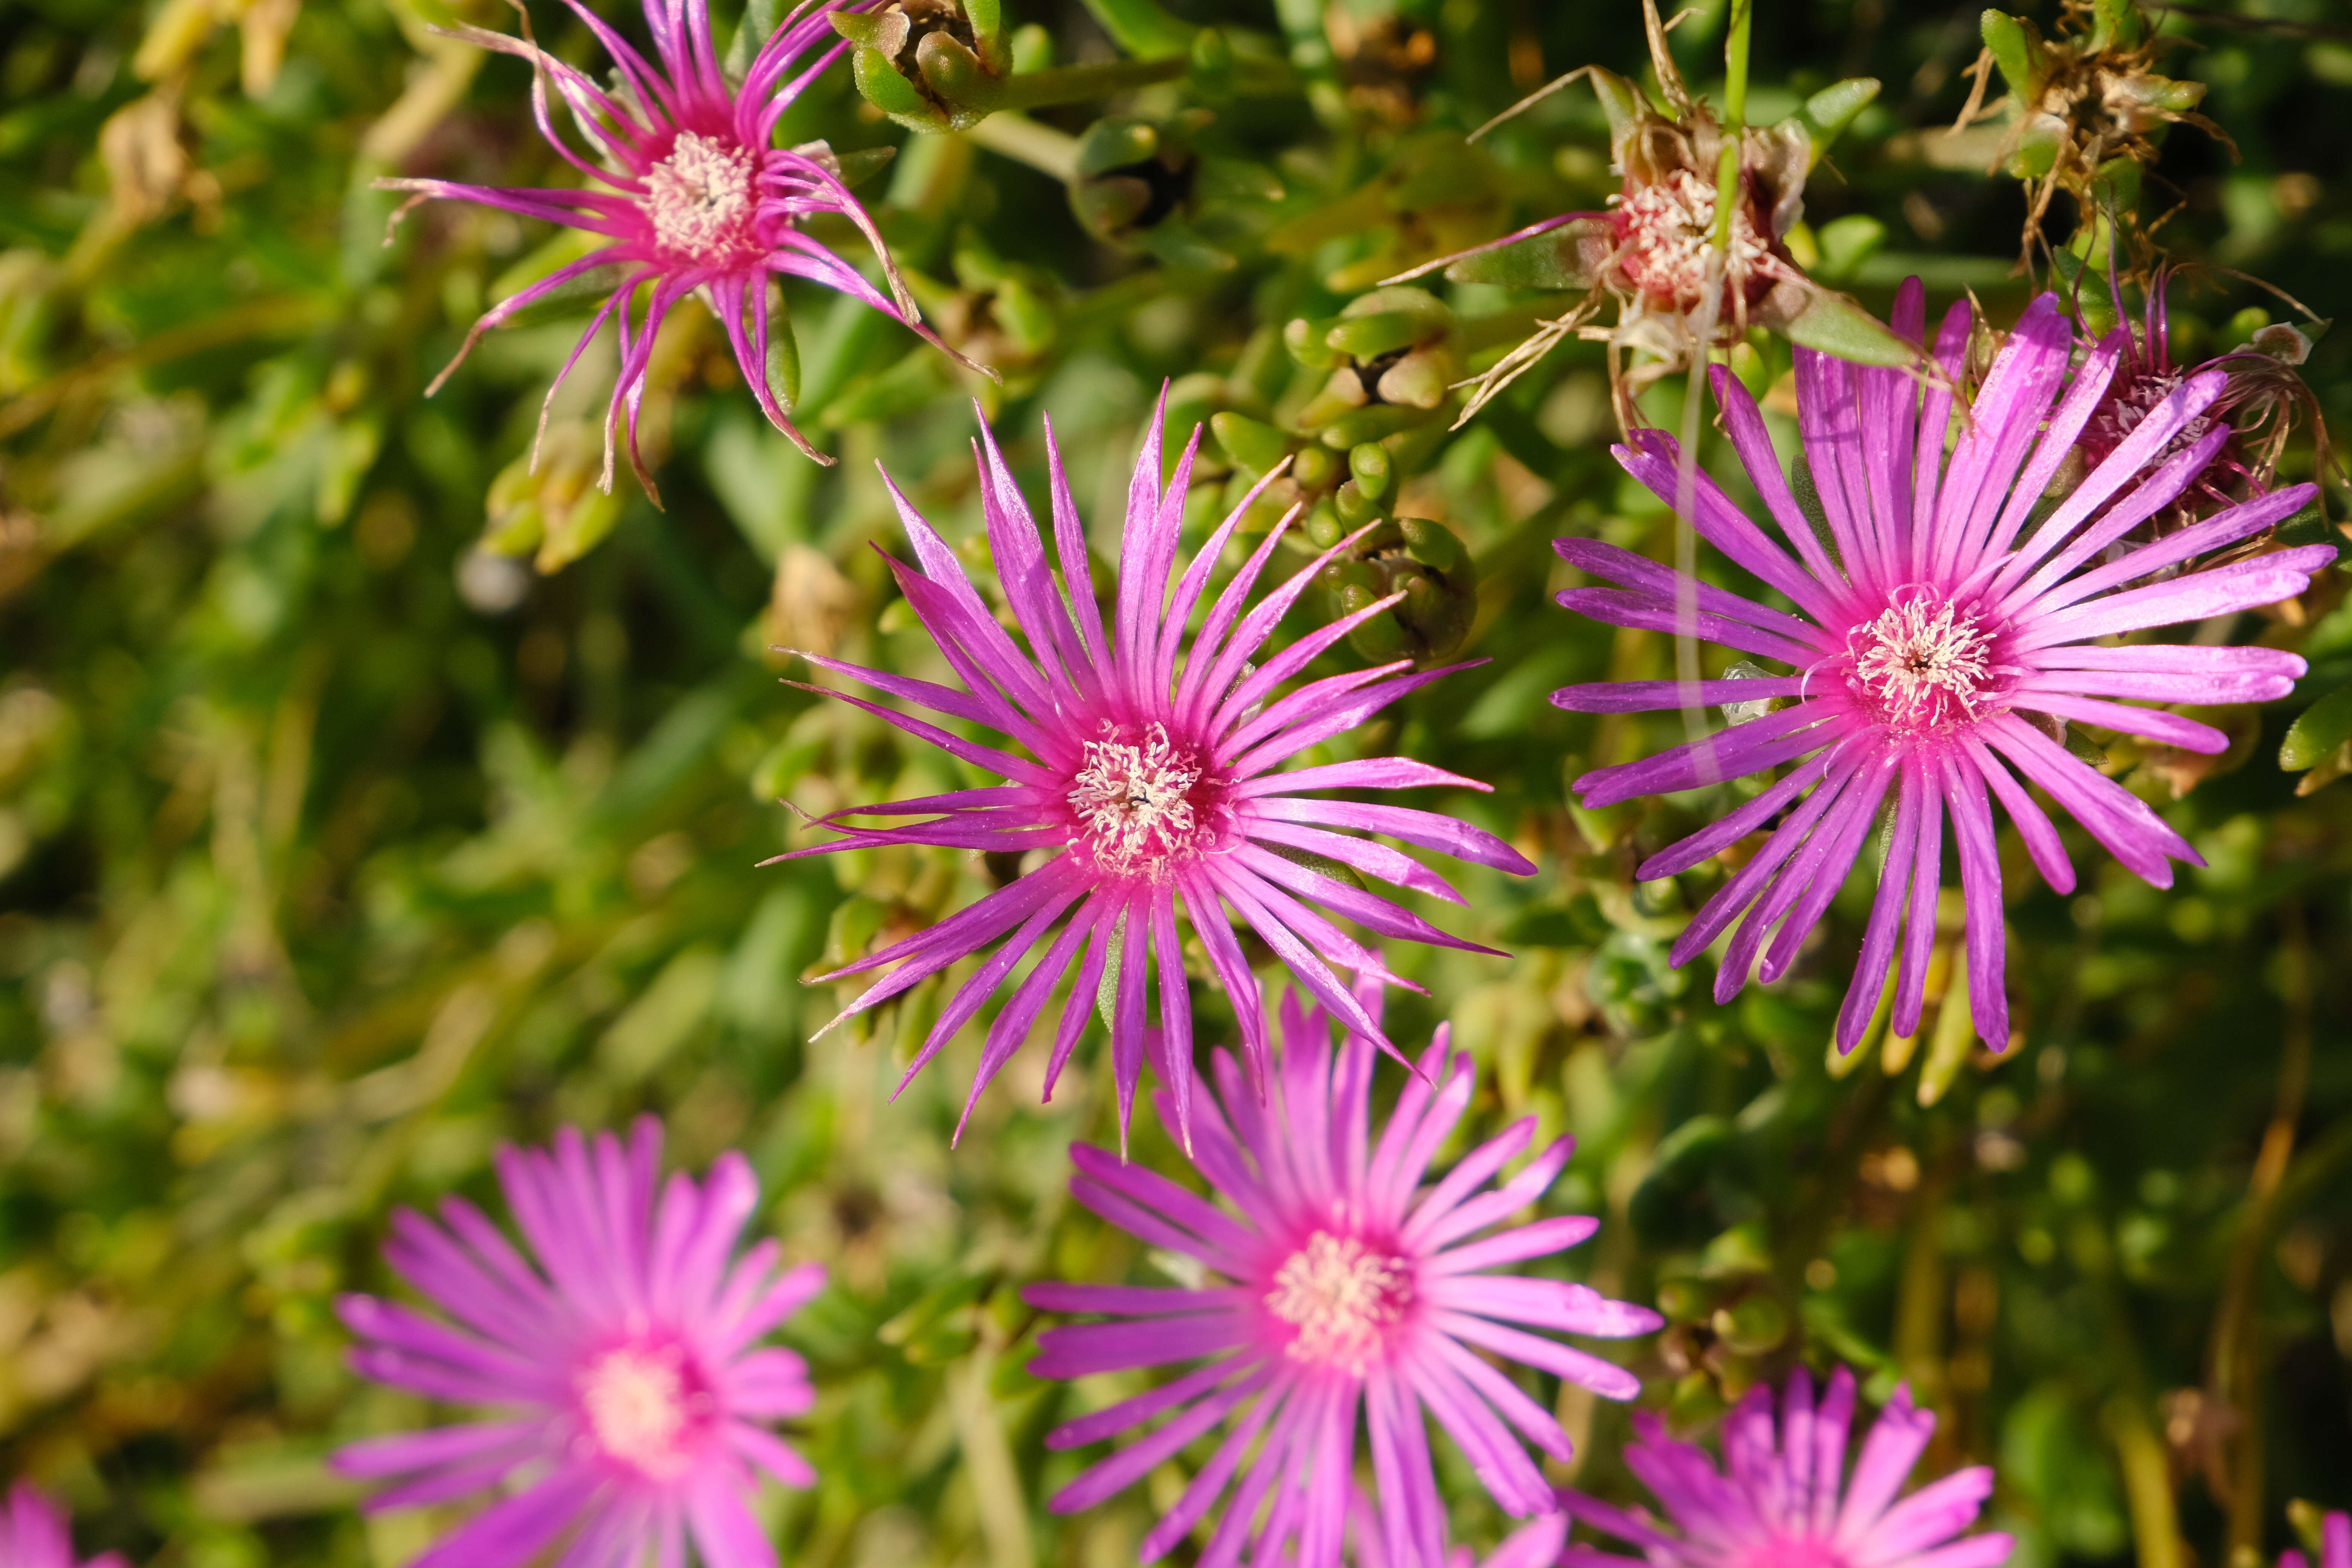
[1286,286,1459,444]
[1645,1219,1792,1413]
[1967,0,2225,268]
[482,422,623,574]
[1312,516,1478,664]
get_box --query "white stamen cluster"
[1264,1232,1413,1376]
[1612,167,1773,308]
[1066,721,1202,879]
[1848,594,1997,730]
[578,1344,694,1478]
[645,131,759,260]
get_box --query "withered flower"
[1961,0,2231,272]
[1390,0,1905,429]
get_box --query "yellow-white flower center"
[645,131,758,260]
[1848,593,1996,730]
[1614,167,1773,307]
[1264,1232,1413,1375]
[578,1344,698,1478]
[1066,721,1203,879]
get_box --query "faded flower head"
[1390,0,1897,429]
[331,1118,824,1568]
[1965,0,2230,270]
[1552,280,2333,1054]
[1556,1367,2014,1568]
[772,397,1532,1148]
[2077,265,2334,513]
[380,0,983,494]
[0,1484,127,1568]
[1023,988,1660,1568]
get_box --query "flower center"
[1066,721,1211,880]
[1614,167,1773,308]
[1846,591,1998,731]
[2091,368,2213,461]
[577,1342,706,1480]
[1264,1232,1414,1376]
[645,132,759,262]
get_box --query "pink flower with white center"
[1023,988,1661,1568]
[0,1484,127,1568]
[1551,280,2334,1053]
[770,400,1534,1147]
[2282,1512,2351,1568]
[1555,1368,2012,1568]
[331,1118,824,1568]
[382,0,980,488]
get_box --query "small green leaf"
[2280,683,2352,771]
[1781,286,1921,368]
[1796,77,1882,162]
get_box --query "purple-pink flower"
[0,1484,126,1568]
[1023,988,1660,1568]
[1556,1368,2012,1568]
[1552,281,2332,1052]
[2282,1512,2350,1568]
[774,403,1534,1146]
[331,1118,824,1568]
[384,0,976,485]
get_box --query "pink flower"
[0,1484,127,1568]
[383,0,976,487]
[1552,280,2333,1052]
[1556,1369,2011,1568]
[773,401,1534,1147]
[331,1118,824,1568]
[1022,988,1661,1568]
[2282,1512,2351,1568]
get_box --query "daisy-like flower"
[331,1117,824,1568]
[1023,987,1661,1568]
[2281,1511,2350,1568]
[0,1484,127,1568]
[772,400,1534,1146]
[383,0,981,487]
[1551,280,2333,1052]
[1556,1367,2013,1568]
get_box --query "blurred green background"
[2,0,2349,1564]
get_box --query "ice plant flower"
[0,1484,127,1568]
[331,1118,824,1568]
[1551,280,2334,1052]
[1556,1367,2013,1568]
[1023,988,1661,1568]
[382,0,980,487]
[772,401,1534,1145]
[2281,1512,2350,1568]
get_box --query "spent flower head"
[772,398,1533,1148]
[380,0,983,494]
[331,1118,824,1568]
[1023,988,1660,1568]
[1551,280,2333,1054]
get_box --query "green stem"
[963,112,1081,183]
[1712,0,1753,248]
[984,54,1187,113]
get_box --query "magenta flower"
[331,1118,824,1568]
[772,402,1534,1146]
[384,0,978,485]
[1023,988,1660,1568]
[2282,1513,2351,1568]
[1557,1368,2012,1568]
[0,1484,126,1568]
[1551,281,2333,1052]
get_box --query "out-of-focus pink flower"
[332,1117,823,1568]
[0,1484,128,1568]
